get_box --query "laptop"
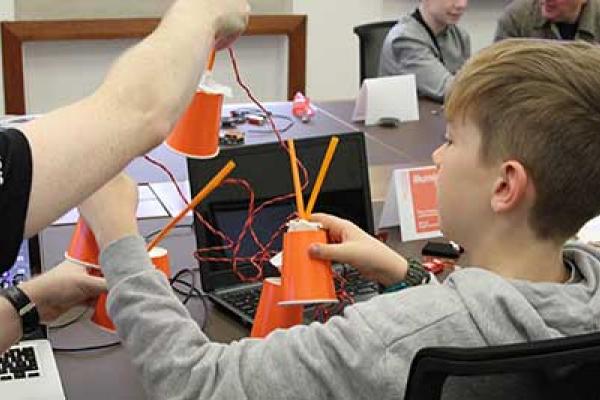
[188,132,380,326]
[0,238,66,400]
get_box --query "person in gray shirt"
[495,0,600,42]
[81,39,600,400]
[379,0,471,102]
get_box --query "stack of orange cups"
[66,219,173,332]
[250,278,303,338]
[279,220,338,306]
[90,247,173,332]
[64,219,115,330]
[65,219,99,268]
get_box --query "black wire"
[143,224,193,242]
[53,341,121,353]
[51,268,209,352]
[47,306,90,330]
[170,268,210,330]
[246,114,295,134]
[227,107,295,135]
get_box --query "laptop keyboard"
[218,268,379,322]
[0,346,41,381]
[336,268,379,298]
[220,287,262,319]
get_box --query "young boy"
[80,39,600,399]
[379,0,470,102]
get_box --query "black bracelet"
[0,286,40,336]
[383,258,430,293]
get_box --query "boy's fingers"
[83,275,108,296]
[311,213,347,237]
[309,243,345,263]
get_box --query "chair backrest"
[353,20,397,86]
[405,331,600,400]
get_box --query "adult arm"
[20,0,249,237]
[0,261,106,353]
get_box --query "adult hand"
[206,0,251,50]
[78,173,139,251]
[19,261,106,324]
[309,213,408,287]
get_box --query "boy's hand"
[206,0,251,50]
[78,173,139,251]
[309,213,408,287]
[19,261,106,324]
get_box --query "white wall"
[3,0,291,114]
[1,0,508,114]
[15,0,292,19]
[23,36,288,114]
[292,0,382,100]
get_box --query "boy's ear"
[490,160,532,213]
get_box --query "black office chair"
[353,21,397,86]
[405,331,600,400]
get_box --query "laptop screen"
[188,132,374,292]
[1,237,42,288]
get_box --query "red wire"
[142,49,356,317]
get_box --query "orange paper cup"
[279,230,338,305]
[91,292,116,332]
[91,247,173,332]
[149,247,172,278]
[88,266,115,332]
[250,278,304,338]
[65,219,99,267]
[165,90,223,159]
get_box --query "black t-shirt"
[0,128,33,273]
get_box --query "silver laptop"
[0,238,66,400]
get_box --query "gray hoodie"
[103,236,600,399]
[379,15,471,102]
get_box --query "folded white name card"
[352,74,419,126]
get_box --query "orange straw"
[306,136,340,217]
[147,160,236,251]
[287,139,307,220]
[207,49,216,71]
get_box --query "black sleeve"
[0,128,33,273]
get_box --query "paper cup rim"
[164,141,220,160]
[278,298,338,306]
[65,252,100,270]
[149,247,168,258]
[264,277,282,286]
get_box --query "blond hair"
[446,39,600,241]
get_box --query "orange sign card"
[408,167,440,234]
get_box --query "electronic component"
[221,116,237,129]
[219,129,245,146]
[422,241,462,259]
[246,114,266,126]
